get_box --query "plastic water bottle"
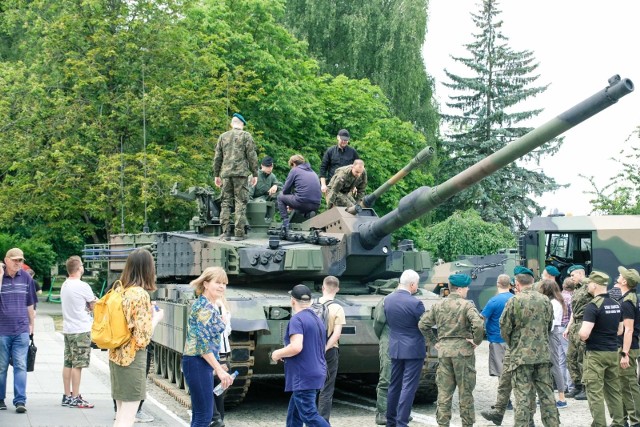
[213,370,238,396]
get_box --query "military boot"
[574,385,587,401]
[566,384,581,398]
[481,409,504,426]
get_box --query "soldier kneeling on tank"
[325,159,367,210]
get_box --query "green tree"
[0,0,434,258]
[437,0,561,230]
[583,129,640,214]
[423,209,516,261]
[283,0,438,138]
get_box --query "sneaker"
[0,399,6,410]
[69,395,94,409]
[62,394,73,407]
[556,400,568,409]
[135,410,154,423]
[16,402,26,413]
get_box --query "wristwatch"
[620,351,629,357]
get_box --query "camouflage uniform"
[419,294,484,427]
[373,299,391,421]
[213,128,258,237]
[326,165,367,209]
[567,283,591,389]
[616,291,640,426]
[500,288,560,427]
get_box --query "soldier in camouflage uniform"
[213,113,259,240]
[579,271,625,427]
[249,156,282,202]
[612,266,640,427]
[373,297,392,425]
[500,266,560,427]
[562,265,588,400]
[419,274,484,427]
[326,160,367,209]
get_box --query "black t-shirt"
[583,294,622,352]
[616,291,640,350]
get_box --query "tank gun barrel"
[359,75,634,249]
[361,146,434,208]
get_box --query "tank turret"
[85,75,633,407]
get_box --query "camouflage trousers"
[511,363,559,427]
[619,348,640,425]
[376,336,391,414]
[63,332,92,368]
[326,191,357,209]
[583,351,624,427]
[220,176,249,236]
[567,321,585,386]
[436,354,476,427]
[494,349,535,417]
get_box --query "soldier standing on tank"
[326,159,367,209]
[249,156,282,201]
[500,266,560,427]
[319,129,360,196]
[419,274,484,427]
[213,113,259,241]
[579,271,625,427]
[612,266,640,427]
[562,265,589,400]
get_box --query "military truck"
[521,214,640,284]
[83,75,633,406]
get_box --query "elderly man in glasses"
[0,248,37,414]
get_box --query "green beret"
[586,270,609,287]
[448,274,472,288]
[514,266,534,277]
[233,113,247,125]
[545,265,560,276]
[618,266,640,288]
[567,265,585,274]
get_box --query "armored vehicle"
[84,75,633,406]
[521,214,640,284]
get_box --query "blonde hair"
[288,154,305,168]
[66,255,83,275]
[190,267,228,297]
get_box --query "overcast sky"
[423,0,640,216]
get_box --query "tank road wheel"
[175,353,187,389]
[224,331,256,407]
[159,346,169,379]
[154,345,163,375]
[414,354,438,403]
[166,349,176,383]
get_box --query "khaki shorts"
[110,349,147,401]
[63,332,92,368]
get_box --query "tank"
[83,75,633,406]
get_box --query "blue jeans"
[0,333,30,405]
[286,389,330,427]
[182,355,214,427]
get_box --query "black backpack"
[310,298,335,337]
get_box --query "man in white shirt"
[60,256,96,409]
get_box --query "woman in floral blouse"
[109,248,164,427]
[183,267,234,427]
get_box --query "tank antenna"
[119,135,125,234]
[142,61,149,233]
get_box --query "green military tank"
[84,75,633,406]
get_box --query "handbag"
[27,334,37,372]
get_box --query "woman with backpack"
[109,248,164,427]
[182,266,235,427]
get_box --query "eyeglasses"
[13,259,25,263]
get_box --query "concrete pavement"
[1,314,188,427]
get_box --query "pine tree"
[437,0,561,230]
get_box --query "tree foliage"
[423,209,516,262]
[0,0,433,261]
[583,129,640,215]
[436,0,561,230]
[283,0,438,138]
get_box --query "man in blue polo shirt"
[0,247,37,414]
[481,274,514,378]
[271,284,329,427]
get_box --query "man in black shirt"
[579,271,624,427]
[614,266,640,427]
[319,129,362,196]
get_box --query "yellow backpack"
[91,280,132,349]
